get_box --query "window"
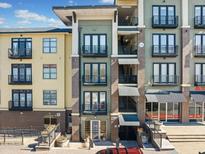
[153,34,176,55]
[195,35,205,55]
[83,34,107,55]
[83,91,106,113]
[84,63,107,84]
[195,6,205,25]
[153,63,176,84]
[43,90,57,105]
[12,90,32,109]
[152,6,176,26]
[43,64,57,79]
[43,38,57,53]
[10,38,32,57]
[11,64,32,82]
[195,63,205,85]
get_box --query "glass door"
[159,103,167,121]
[91,120,100,140]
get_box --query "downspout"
[78,26,82,141]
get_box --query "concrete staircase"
[168,134,205,142]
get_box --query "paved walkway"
[162,123,205,154]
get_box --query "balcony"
[119,74,137,84]
[195,75,205,86]
[83,75,107,85]
[194,16,205,28]
[82,45,107,57]
[9,101,32,111]
[194,45,205,57]
[152,75,178,85]
[118,17,138,26]
[8,75,32,85]
[152,45,178,57]
[8,48,32,59]
[83,104,107,115]
[119,96,137,112]
[118,45,137,56]
[152,16,178,28]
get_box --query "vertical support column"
[111,57,119,141]
[71,12,80,141]
[138,0,145,28]
[138,28,145,123]
[71,57,80,141]
[112,11,118,56]
[181,0,191,123]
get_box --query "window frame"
[83,34,107,55]
[83,63,107,84]
[43,64,57,79]
[152,63,177,84]
[152,33,176,55]
[152,5,176,25]
[83,91,107,114]
[195,63,205,85]
[43,38,57,53]
[43,90,57,105]
[12,89,32,108]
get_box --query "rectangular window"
[83,91,106,113]
[43,38,57,53]
[152,6,176,25]
[153,34,176,55]
[195,34,205,55]
[153,63,176,84]
[43,90,57,105]
[195,6,205,25]
[11,38,32,57]
[83,34,107,55]
[84,63,107,84]
[12,90,32,108]
[11,64,32,82]
[195,63,205,84]
[43,64,57,79]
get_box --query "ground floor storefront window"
[189,102,204,122]
[146,102,181,122]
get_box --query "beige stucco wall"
[0,32,72,111]
[116,0,137,6]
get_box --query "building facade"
[0,0,205,142]
[0,28,72,132]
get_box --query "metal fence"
[0,128,40,145]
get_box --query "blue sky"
[0,0,114,28]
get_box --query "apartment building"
[53,0,205,142]
[0,28,72,132]
[0,0,205,143]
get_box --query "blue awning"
[119,114,140,126]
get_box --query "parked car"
[96,147,143,154]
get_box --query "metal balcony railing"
[9,101,32,111]
[82,45,107,56]
[8,48,32,59]
[194,45,205,57]
[83,104,107,115]
[195,75,205,86]
[152,16,178,28]
[152,45,178,57]
[194,16,205,28]
[119,74,137,84]
[8,75,32,85]
[152,75,178,85]
[83,75,107,85]
[118,45,138,55]
[118,17,138,26]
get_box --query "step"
[169,139,205,142]
[168,136,205,139]
[168,134,205,136]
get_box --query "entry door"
[159,103,167,121]
[91,120,100,140]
